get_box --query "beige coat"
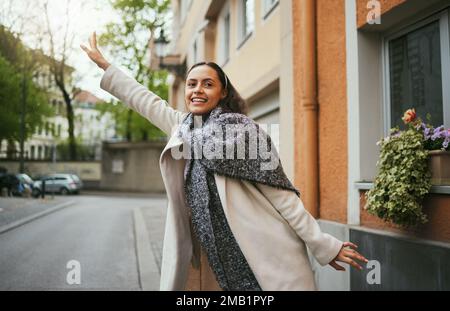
[100,65,343,291]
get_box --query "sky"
[0,0,131,102]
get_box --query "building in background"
[72,90,116,160]
[0,65,116,162]
[154,0,450,290]
[0,53,73,161]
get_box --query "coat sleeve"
[100,64,188,135]
[254,182,343,266]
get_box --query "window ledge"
[355,182,450,195]
[262,1,279,20]
[237,32,253,50]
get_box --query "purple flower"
[423,127,431,140]
[443,140,449,149]
[431,126,446,140]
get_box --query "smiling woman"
[81,32,368,291]
[185,61,247,116]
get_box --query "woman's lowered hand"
[329,242,369,271]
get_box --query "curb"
[0,200,76,235]
[133,207,161,291]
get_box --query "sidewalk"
[0,196,74,231]
[137,197,168,275]
[81,189,167,199]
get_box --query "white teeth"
[192,98,207,102]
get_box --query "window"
[45,122,49,136]
[37,146,42,159]
[224,12,230,62]
[57,124,62,137]
[52,99,58,114]
[262,0,279,19]
[217,2,231,66]
[59,101,64,115]
[179,0,192,25]
[384,10,450,132]
[30,146,35,159]
[193,40,198,64]
[238,0,254,48]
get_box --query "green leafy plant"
[365,109,432,227]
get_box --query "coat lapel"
[160,130,184,161]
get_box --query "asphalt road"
[0,194,167,290]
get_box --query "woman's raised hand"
[329,242,369,271]
[80,32,110,71]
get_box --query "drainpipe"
[299,0,319,218]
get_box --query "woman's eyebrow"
[187,78,215,82]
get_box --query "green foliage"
[98,0,170,141]
[56,138,95,161]
[96,98,166,141]
[0,54,53,142]
[365,128,432,227]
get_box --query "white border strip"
[346,0,361,225]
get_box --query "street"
[0,193,167,290]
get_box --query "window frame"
[192,39,198,64]
[262,0,279,20]
[179,0,193,27]
[382,9,450,136]
[237,0,254,50]
[223,11,231,65]
[218,2,231,67]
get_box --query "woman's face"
[185,65,227,115]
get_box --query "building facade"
[73,90,116,160]
[159,0,450,290]
[0,59,72,161]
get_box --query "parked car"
[0,173,33,197]
[33,173,82,196]
[69,174,83,191]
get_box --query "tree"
[0,26,53,158]
[98,0,170,141]
[40,0,79,159]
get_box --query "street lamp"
[154,29,186,77]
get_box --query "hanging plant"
[365,109,432,227]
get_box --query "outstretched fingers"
[89,32,97,50]
[80,44,90,53]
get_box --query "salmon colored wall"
[316,0,348,223]
[356,0,406,28]
[360,191,450,243]
[292,0,348,223]
[291,0,307,207]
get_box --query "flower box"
[428,150,450,185]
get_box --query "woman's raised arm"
[80,32,187,135]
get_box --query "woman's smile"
[191,97,208,105]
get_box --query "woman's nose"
[193,85,204,94]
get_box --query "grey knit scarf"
[176,105,300,290]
